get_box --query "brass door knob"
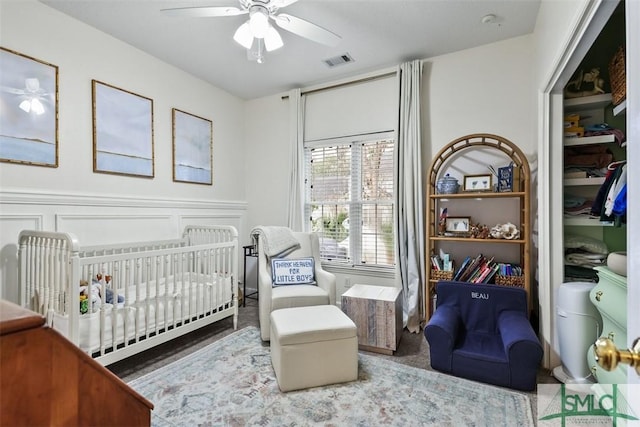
[594,337,640,376]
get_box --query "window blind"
[305,138,395,267]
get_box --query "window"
[305,135,395,268]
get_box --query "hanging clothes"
[590,160,626,218]
[603,163,626,217]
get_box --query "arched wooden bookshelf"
[425,133,531,321]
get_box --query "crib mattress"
[53,274,233,354]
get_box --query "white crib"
[18,225,238,365]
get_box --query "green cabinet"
[587,266,627,383]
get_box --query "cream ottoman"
[270,304,358,392]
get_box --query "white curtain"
[287,88,305,231]
[395,60,425,333]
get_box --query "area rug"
[128,326,534,426]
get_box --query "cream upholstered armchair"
[258,232,336,341]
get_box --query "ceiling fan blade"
[272,0,299,8]
[0,86,26,95]
[274,13,341,47]
[160,6,247,18]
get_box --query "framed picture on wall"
[92,80,154,177]
[0,47,59,167]
[172,108,213,185]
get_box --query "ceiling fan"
[161,0,341,63]
[1,78,50,115]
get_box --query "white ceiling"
[39,0,541,100]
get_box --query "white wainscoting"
[0,190,247,303]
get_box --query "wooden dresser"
[0,300,153,426]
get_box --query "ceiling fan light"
[233,22,254,49]
[31,98,45,115]
[249,8,269,38]
[19,99,31,113]
[264,26,283,51]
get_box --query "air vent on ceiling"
[323,53,355,68]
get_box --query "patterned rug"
[129,326,534,426]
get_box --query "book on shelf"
[473,264,495,283]
[431,252,454,272]
[482,264,500,283]
[497,263,522,277]
[456,253,485,282]
[450,254,509,284]
[452,256,471,280]
[470,257,495,283]
[498,163,519,192]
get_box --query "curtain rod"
[281,70,397,100]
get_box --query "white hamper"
[552,281,603,383]
[270,305,358,392]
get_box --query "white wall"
[533,0,592,90]
[423,34,536,159]
[0,1,248,301]
[243,94,289,238]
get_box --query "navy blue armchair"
[424,281,542,391]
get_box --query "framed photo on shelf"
[463,174,492,192]
[92,80,154,178]
[445,216,470,234]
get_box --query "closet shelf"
[564,93,612,112]
[613,100,627,116]
[563,134,616,147]
[563,177,606,186]
[564,217,615,226]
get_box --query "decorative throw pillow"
[271,257,316,286]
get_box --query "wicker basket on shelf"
[432,270,454,281]
[609,46,626,106]
[495,275,525,288]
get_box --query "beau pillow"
[271,257,316,286]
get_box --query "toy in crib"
[79,274,124,314]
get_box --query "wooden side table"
[341,284,403,355]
